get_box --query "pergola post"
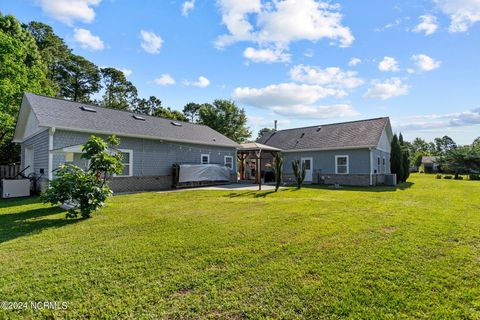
[255,149,262,191]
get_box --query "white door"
[24,146,34,176]
[301,157,313,182]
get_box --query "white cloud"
[140,30,163,54]
[243,47,291,63]
[35,0,101,25]
[184,76,210,88]
[364,78,409,100]
[378,56,400,72]
[304,49,315,58]
[154,74,176,86]
[215,0,354,61]
[289,65,364,90]
[412,54,441,72]
[73,28,105,51]
[435,0,480,32]
[395,108,480,131]
[270,104,360,119]
[120,68,132,77]
[413,14,439,35]
[348,57,362,67]
[181,0,195,16]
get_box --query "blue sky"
[2,0,480,144]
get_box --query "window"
[201,154,210,164]
[335,155,349,174]
[117,150,133,177]
[377,156,381,173]
[383,157,386,173]
[224,156,233,169]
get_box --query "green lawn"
[1,174,479,319]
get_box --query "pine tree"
[399,133,410,182]
[390,134,404,183]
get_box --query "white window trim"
[335,155,349,174]
[383,157,386,174]
[115,149,133,177]
[201,154,210,164]
[224,155,233,169]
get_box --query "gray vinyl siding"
[283,149,371,175]
[372,149,391,174]
[52,130,237,176]
[20,129,49,176]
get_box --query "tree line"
[0,13,251,165]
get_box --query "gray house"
[257,117,393,186]
[13,93,239,192]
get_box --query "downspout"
[48,127,55,181]
[369,147,373,186]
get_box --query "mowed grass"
[0,174,479,319]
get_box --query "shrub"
[273,153,283,192]
[469,174,480,180]
[41,135,123,219]
[435,174,442,179]
[454,176,464,180]
[291,160,306,189]
[443,175,453,179]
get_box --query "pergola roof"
[239,142,282,152]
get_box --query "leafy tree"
[198,100,251,143]
[390,134,404,183]
[0,14,54,164]
[434,136,457,155]
[291,160,306,189]
[99,67,138,110]
[257,127,276,140]
[273,153,283,192]
[134,96,162,115]
[152,106,189,122]
[183,102,202,122]
[399,133,410,182]
[438,146,480,179]
[24,21,71,95]
[42,135,123,219]
[59,54,101,102]
[473,137,480,150]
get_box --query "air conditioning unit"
[384,174,397,186]
[1,179,30,198]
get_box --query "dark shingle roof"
[421,156,438,164]
[25,93,240,148]
[257,117,390,151]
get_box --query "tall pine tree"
[399,133,410,182]
[390,134,404,184]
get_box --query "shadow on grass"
[0,201,79,244]
[0,196,44,209]
[284,182,415,193]
[226,190,277,198]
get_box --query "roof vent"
[171,121,182,127]
[133,115,145,121]
[80,106,97,113]
[316,127,322,132]
[300,133,305,138]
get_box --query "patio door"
[301,157,313,182]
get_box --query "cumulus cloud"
[413,14,439,35]
[215,0,353,62]
[154,74,176,86]
[120,68,132,77]
[289,65,364,92]
[184,76,210,88]
[73,28,105,50]
[412,54,441,72]
[35,0,101,25]
[435,0,480,32]
[348,57,362,67]
[395,108,480,131]
[243,47,291,63]
[181,0,195,16]
[363,78,409,100]
[140,30,163,54]
[378,56,400,72]
[233,82,359,119]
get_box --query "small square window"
[201,154,210,164]
[224,156,233,169]
[335,156,349,174]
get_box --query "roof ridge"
[25,92,207,128]
[273,117,389,133]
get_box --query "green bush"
[443,175,453,179]
[291,160,306,189]
[469,174,480,180]
[435,174,442,179]
[454,176,464,180]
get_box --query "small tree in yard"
[438,146,480,179]
[399,133,410,182]
[292,160,306,189]
[42,135,123,219]
[390,134,404,183]
[273,153,283,192]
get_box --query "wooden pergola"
[237,142,282,190]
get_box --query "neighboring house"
[13,93,239,192]
[257,117,393,186]
[421,156,439,173]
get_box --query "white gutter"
[369,147,374,186]
[48,127,55,180]
[282,145,375,153]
